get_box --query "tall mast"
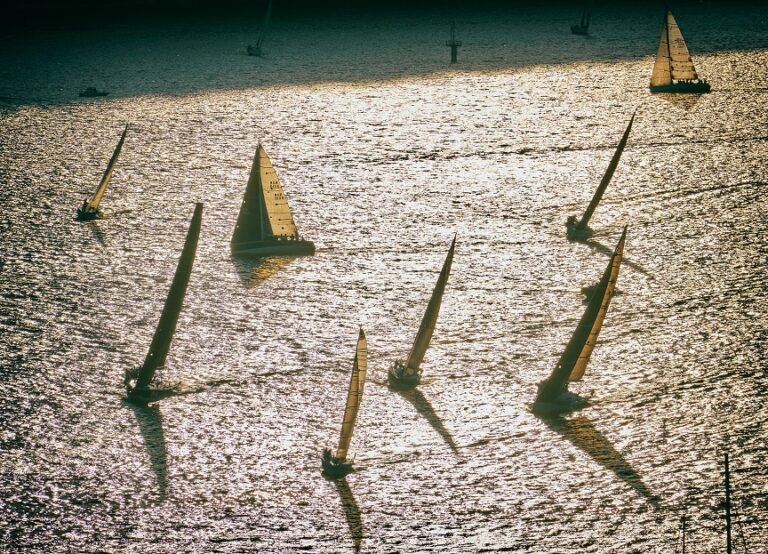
[724,451,733,554]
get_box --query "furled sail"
[336,329,368,461]
[576,113,635,231]
[231,144,298,249]
[404,235,456,374]
[136,203,203,389]
[86,124,128,211]
[651,11,699,87]
[540,226,626,399]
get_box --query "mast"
[445,21,462,64]
[136,203,203,389]
[404,235,456,374]
[86,124,128,211]
[724,451,733,554]
[336,329,368,461]
[576,113,635,231]
[537,226,627,402]
[256,0,273,49]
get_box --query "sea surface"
[1,4,767,553]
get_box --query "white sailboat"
[533,226,627,414]
[124,203,202,404]
[650,10,711,93]
[388,235,456,389]
[567,112,635,241]
[77,124,128,221]
[322,329,368,478]
[231,144,315,257]
[247,0,273,56]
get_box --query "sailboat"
[566,112,635,241]
[76,124,128,221]
[388,235,456,389]
[533,226,627,414]
[650,10,711,93]
[231,144,315,257]
[322,329,368,479]
[571,3,591,35]
[247,0,273,56]
[124,203,202,404]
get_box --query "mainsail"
[575,113,635,231]
[136,203,203,389]
[336,329,368,461]
[404,235,456,374]
[256,0,273,50]
[231,144,298,248]
[651,11,699,87]
[85,124,128,212]
[540,226,626,399]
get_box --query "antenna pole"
[724,451,733,554]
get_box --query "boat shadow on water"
[231,255,294,288]
[536,413,661,508]
[83,220,107,247]
[654,93,702,112]
[392,385,460,456]
[125,402,168,500]
[331,477,364,554]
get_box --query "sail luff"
[404,236,456,374]
[136,203,203,389]
[541,226,627,397]
[87,124,128,211]
[258,144,299,238]
[231,146,268,248]
[666,11,699,81]
[650,11,672,87]
[336,329,368,461]
[256,0,273,48]
[569,227,626,380]
[577,113,635,230]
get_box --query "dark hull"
[532,390,589,415]
[232,239,315,257]
[322,457,354,479]
[79,90,109,97]
[571,25,589,35]
[76,208,99,221]
[566,221,592,242]
[387,366,421,389]
[650,82,711,94]
[246,45,262,56]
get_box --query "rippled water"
[1,5,767,553]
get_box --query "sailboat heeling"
[569,227,626,381]
[666,12,699,81]
[546,227,627,392]
[259,145,299,238]
[231,147,268,247]
[136,203,203,389]
[87,124,128,211]
[577,114,635,229]
[404,236,456,374]
[650,15,672,87]
[336,329,368,461]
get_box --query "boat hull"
[650,81,711,94]
[570,25,589,35]
[76,208,99,221]
[232,239,315,257]
[532,390,589,415]
[387,365,421,389]
[125,386,178,405]
[566,221,592,241]
[322,456,354,479]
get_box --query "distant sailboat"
[247,0,273,56]
[76,124,128,221]
[231,144,315,257]
[124,203,202,404]
[388,235,456,389]
[571,3,591,35]
[533,226,627,414]
[650,10,711,93]
[566,112,635,241]
[322,329,368,478]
